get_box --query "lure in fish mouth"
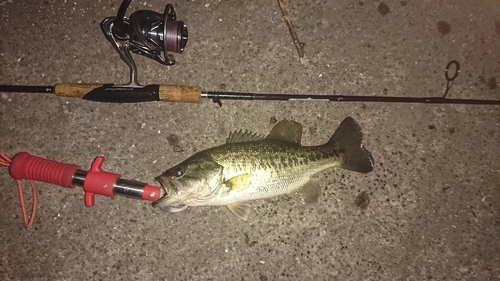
[153,117,374,220]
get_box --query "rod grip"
[54,83,104,98]
[9,152,81,188]
[159,85,201,103]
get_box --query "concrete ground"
[1,0,499,280]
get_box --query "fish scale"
[206,140,344,204]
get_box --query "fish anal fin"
[226,173,253,191]
[228,202,251,221]
[287,179,322,204]
[266,120,303,144]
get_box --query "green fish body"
[154,117,374,220]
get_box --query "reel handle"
[54,83,201,103]
[9,152,81,188]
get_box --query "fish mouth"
[154,175,173,197]
[154,175,188,212]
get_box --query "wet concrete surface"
[1,0,499,280]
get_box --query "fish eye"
[173,166,185,177]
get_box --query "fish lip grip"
[9,152,161,207]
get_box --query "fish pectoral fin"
[227,202,251,221]
[286,179,322,204]
[226,173,253,191]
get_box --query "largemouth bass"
[154,117,374,220]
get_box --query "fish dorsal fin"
[226,130,264,143]
[265,120,303,144]
[228,201,251,221]
[226,173,253,191]
[286,179,322,204]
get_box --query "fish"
[153,116,374,220]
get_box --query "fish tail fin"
[328,117,374,173]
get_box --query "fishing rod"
[0,1,498,106]
[3,63,498,106]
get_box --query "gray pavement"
[1,0,499,280]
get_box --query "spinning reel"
[101,0,188,87]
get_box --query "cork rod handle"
[54,83,104,98]
[158,85,201,103]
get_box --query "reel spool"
[101,0,188,87]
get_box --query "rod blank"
[203,92,500,105]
